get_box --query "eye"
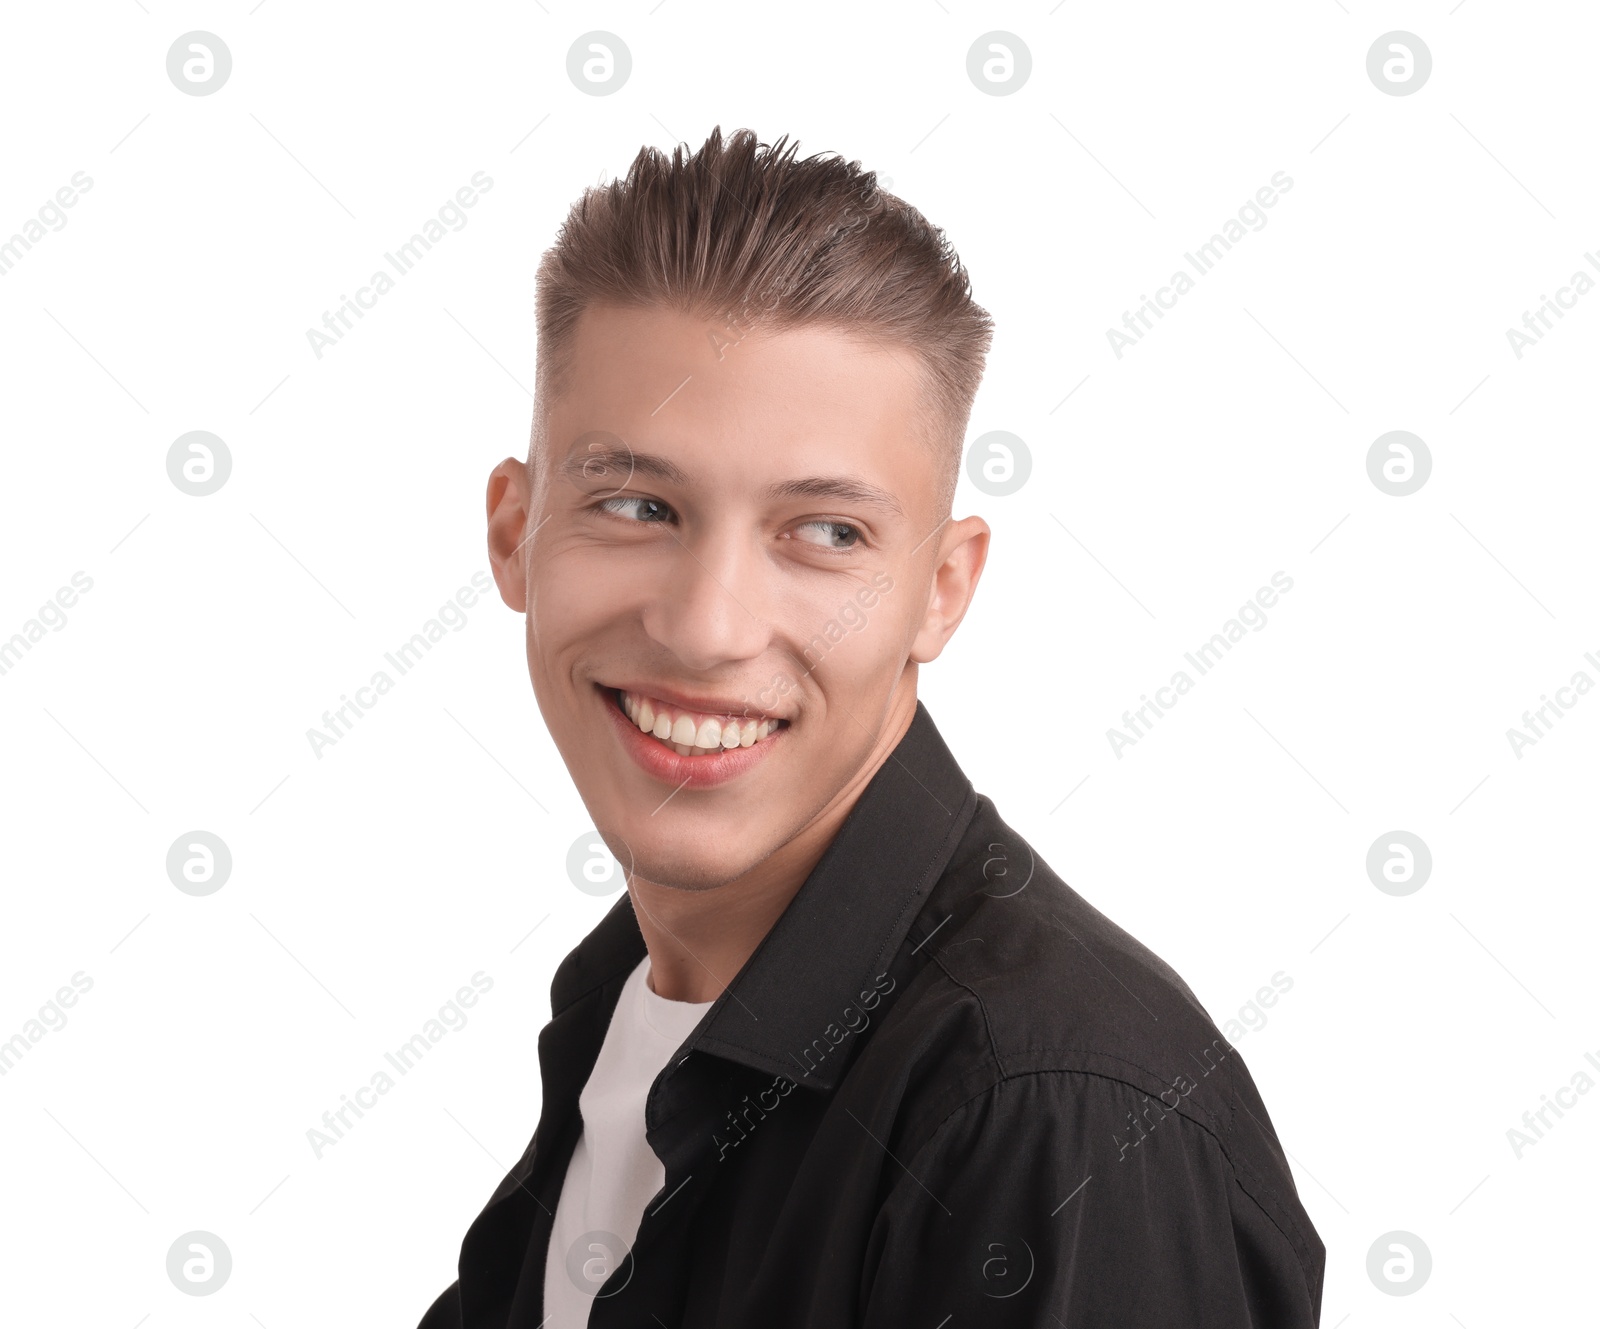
[597,495,675,524]
[792,520,863,550]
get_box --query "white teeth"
[618,689,783,756]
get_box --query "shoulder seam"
[897,1065,1319,1272]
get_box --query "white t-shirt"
[543,955,714,1327]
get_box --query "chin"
[616,841,759,894]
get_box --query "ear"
[486,457,532,613]
[909,515,990,664]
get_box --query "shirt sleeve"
[859,1070,1322,1328]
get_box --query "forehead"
[546,303,935,496]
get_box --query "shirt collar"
[550,699,978,1092]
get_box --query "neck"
[630,679,918,1003]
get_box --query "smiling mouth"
[608,687,788,757]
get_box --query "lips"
[599,684,788,789]
[615,687,785,756]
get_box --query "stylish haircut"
[530,126,994,513]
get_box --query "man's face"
[488,303,984,892]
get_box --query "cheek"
[781,591,910,702]
[529,551,640,642]
[524,560,640,700]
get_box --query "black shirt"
[418,700,1325,1327]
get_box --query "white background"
[1,2,1595,1325]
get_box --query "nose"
[639,527,772,673]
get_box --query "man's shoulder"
[908,794,1233,1076]
[872,793,1302,1205]
[845,788,1325,1321]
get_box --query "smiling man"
[418,128,1324,1328]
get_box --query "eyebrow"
[559,448,905,517]
[760,475,904,516]
[559,447,689,487]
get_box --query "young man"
[419,128,1325,1327]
